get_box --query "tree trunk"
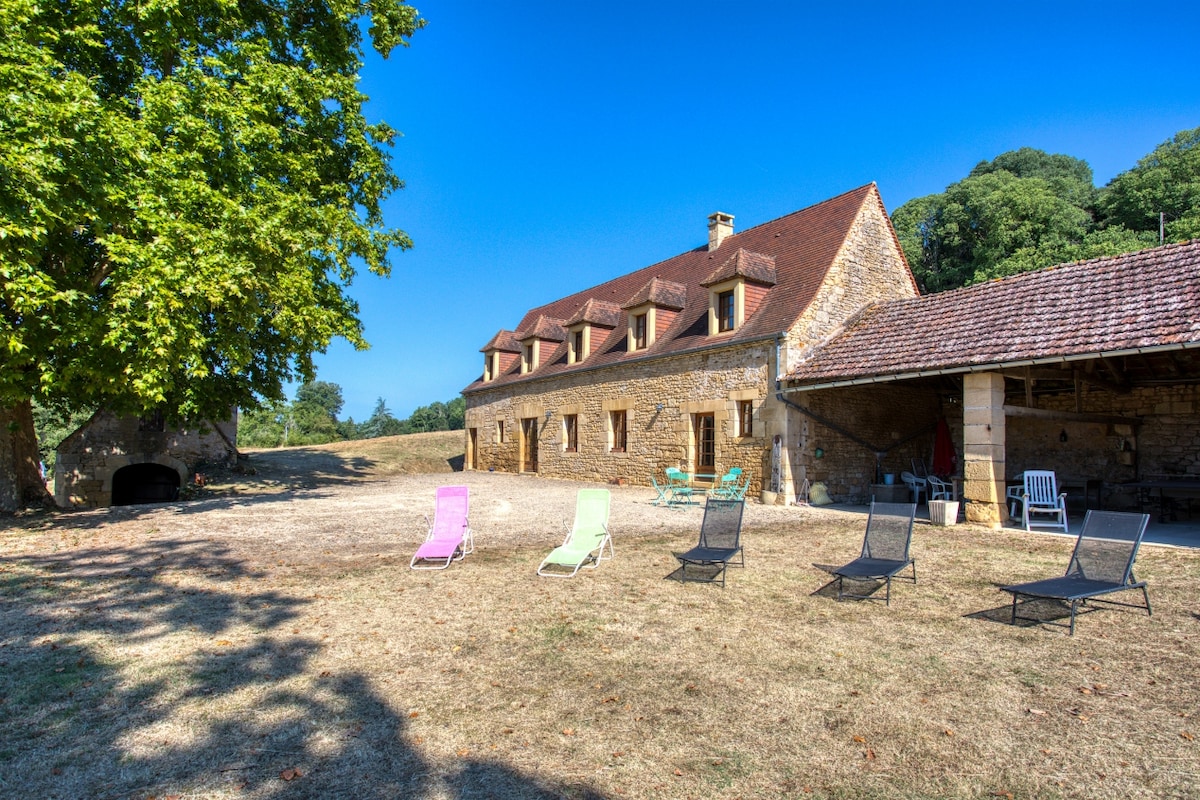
[0,399,55,513]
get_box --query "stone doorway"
[521,418,539,473]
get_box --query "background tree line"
[236,381,466,448]
[892,126,1200,293]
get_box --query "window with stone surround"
[695,413,716,470]
[521,342,535,373]
[632,313,648,350]
[496,420,506,443]
[563,414,578,452]
[737,400,753,437]
[609,410,627,453]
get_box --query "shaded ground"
[2,443,1198,799]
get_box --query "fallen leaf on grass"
[851,735,866,743]
[673,768,683,776]
[864,748,876,761]
[1181,730,1195,741]
[1027,708,1047,716]
[457,748,470,757]
[943,729,955,737]
[561,728,576,736]
[279,767,303,781]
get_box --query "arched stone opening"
[111,463,181,506]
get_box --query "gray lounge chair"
[673,498,745,588]
[1001,510,1151,635]
[831,501,917,605]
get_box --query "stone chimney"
[707,212,734,251]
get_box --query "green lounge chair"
[537,489,613,578]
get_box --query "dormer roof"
[701,248,778,288]
[515,315,566,343]
[563,299,622,328]
[480,330,521,353]
[621,276,687,311]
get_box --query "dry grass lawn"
[2,432,1198,799]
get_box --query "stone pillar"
[962,372,1007,528]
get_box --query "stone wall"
[784,383,951,504]
[55,410,238,507]
[465,343,774,496]
[1007,383,1200,511]
[783,194,915,373]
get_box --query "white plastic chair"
[927,475,953,501]
[1016,470,1068,533]
[900,471,927,505]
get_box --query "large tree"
[0,0,423,510]
[893,147,1157,293]
[1097,126,1200,241]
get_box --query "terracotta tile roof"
[621,276,687,310]
[480,330,521,353]
[515,315,566,343]
[701,249,777,287]
[784,239,1200,387]
[466,183,883,391]
[562,298,622,328]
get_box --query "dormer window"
[625,305,658,352]
[521,342,536,373]
[513,315,566,376]
[701,249,777,337]
[567,325,591,364]
[621,277,686,353]
[717,289,735,333]
[563,300,620,365]
[633,313,648,350]
[480,330,522,383]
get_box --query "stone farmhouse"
[464,179,1200,528]
[462,184,915,504]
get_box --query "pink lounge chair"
[410,486,474,570]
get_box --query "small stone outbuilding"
[55,409,237,507]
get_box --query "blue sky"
[316,1,1200,422]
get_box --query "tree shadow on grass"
[0,539,611,798]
